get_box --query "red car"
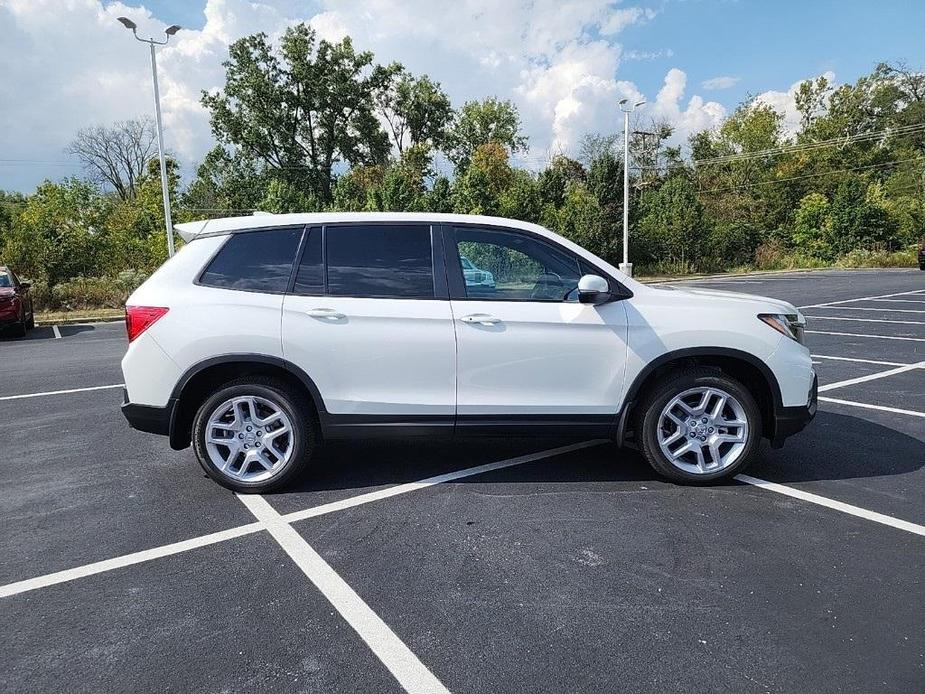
[0,266,35,337]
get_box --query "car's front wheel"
[635,368,762,483]
[192,377,315,493]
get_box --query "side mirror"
[19,281,31,291]
[577,274,612,305]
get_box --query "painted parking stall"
[1,269,923,693]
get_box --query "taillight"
[125,305,168,342]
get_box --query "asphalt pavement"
[1,267,922,694]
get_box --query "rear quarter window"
[199,227,303,293]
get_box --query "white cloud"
[624,48,674,61]
[0,0,735,190]
[701,75,740,90]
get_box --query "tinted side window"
[452,227,583,302]
[199,227,302,293]
[326,225,434,299]
[292,227,324,295]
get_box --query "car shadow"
[278,410,923,495]
[0,324,98,342]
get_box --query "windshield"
[0,272,11,288]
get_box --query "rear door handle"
[306,308,346,319]
[460,313,501,325]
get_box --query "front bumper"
[121,388,175,437]
[770,373,817,448]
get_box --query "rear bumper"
[770,373,817,447]
[121,389,175,437]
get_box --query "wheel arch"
[168,354,327,450]
[618,347,783,445]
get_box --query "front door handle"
[306,308,346,320]
[460,313,501,325]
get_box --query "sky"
[1,0,923,192]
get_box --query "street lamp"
[618,98,646,277]
[117,17,181,257]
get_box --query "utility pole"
[117,17,182,257]
[619,99,646,277]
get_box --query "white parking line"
[238,494,450,694]
[0,383,124,402]
[806,330,925,342]
[807,306,925,314]
[818,396,925,418]
[798,289,925,309]
[818,362,925,392]
[0,522,263,598]
[52,325,61,339]
[282,440,605,524]
[0,442,602,599]
[811,354,910,367]
[735,475,925,536]
[869,298,925,304]
[805,315,925,325]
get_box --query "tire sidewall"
[641,372,762,483]
[192,382,310,492]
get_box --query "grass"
[35,308,124,325]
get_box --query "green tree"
[452,141,516,215]
[791,192,831,258]
[447,97,528,170]
[376,69,454,154]
[202,24,394,204]
[4,179,110,285]
[636,176,709,268]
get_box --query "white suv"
[121,213,816,492]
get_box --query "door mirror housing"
[577,274,612,305]
[19,281,31,291]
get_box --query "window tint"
[0,271,10,288]
[292,227,324,295]
[452,227,583,302]
[326,224,434,298]
[199,227,302,293]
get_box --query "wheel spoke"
[710,394,727,419]
[660,429,683,446]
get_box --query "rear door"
[445,224,629,418]
[282,223,456,420]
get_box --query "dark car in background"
[0,266,35,337]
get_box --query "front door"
[445,225,629,419]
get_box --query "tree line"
[1,24,922,311]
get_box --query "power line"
[692,122,925,167]
[697,156,924,194]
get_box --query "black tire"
[25,308,34,330]
[9,308,27,338]
[635,368,762,483]
[192,377,316,493]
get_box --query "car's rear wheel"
[192,377,315,493]
[25,308,34,330]
[636,368,762,483]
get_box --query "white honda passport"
[121,213,817,492]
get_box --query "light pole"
[618,98,646,277]
[117,17,181,257]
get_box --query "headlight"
[758,313,805,344]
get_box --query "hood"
[658,285,801,316]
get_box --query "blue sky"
[1,0,923,192]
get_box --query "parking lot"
[1,267,922,693]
